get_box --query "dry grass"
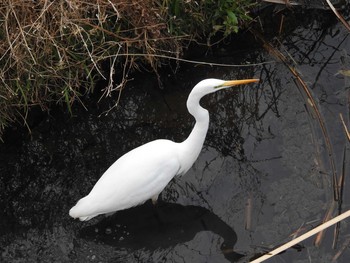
[0,0,256,138]
[0,0,182,137]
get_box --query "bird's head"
[193,78,259,96]
[186,78,259,116]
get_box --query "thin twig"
[101,53,275,67]
[75,24,106,80]
[8,1,37,64]
[332,146,347,249]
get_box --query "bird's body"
[69,78,258,221]
[70,140,180,221]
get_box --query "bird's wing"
[82,139,181,214]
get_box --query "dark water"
[1,8,349,263]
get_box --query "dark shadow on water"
[79,202,244,262]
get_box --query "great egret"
[69,78,259,221]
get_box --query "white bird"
[69,78,259,221]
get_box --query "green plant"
[211,0,255,35]
[160,0,256,37]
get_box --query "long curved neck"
[178,91,209,174]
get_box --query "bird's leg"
[150,195,165,227]
[151,194,159,205]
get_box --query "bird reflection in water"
[79,202,244,262]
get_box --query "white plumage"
[69,78,259,221]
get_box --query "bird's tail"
[69,196,97,221]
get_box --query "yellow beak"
[219,78,259,88]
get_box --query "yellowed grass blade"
[324,0,350,32]
[339,113,350,142]
[314,201,336,246]
[250,210,350,263]
[332,237,350,262]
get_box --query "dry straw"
[251,210,350,262]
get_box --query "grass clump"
[0,0,256,138]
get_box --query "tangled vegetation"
[0,0,256,138]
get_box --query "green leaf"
[226,10,238,25]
